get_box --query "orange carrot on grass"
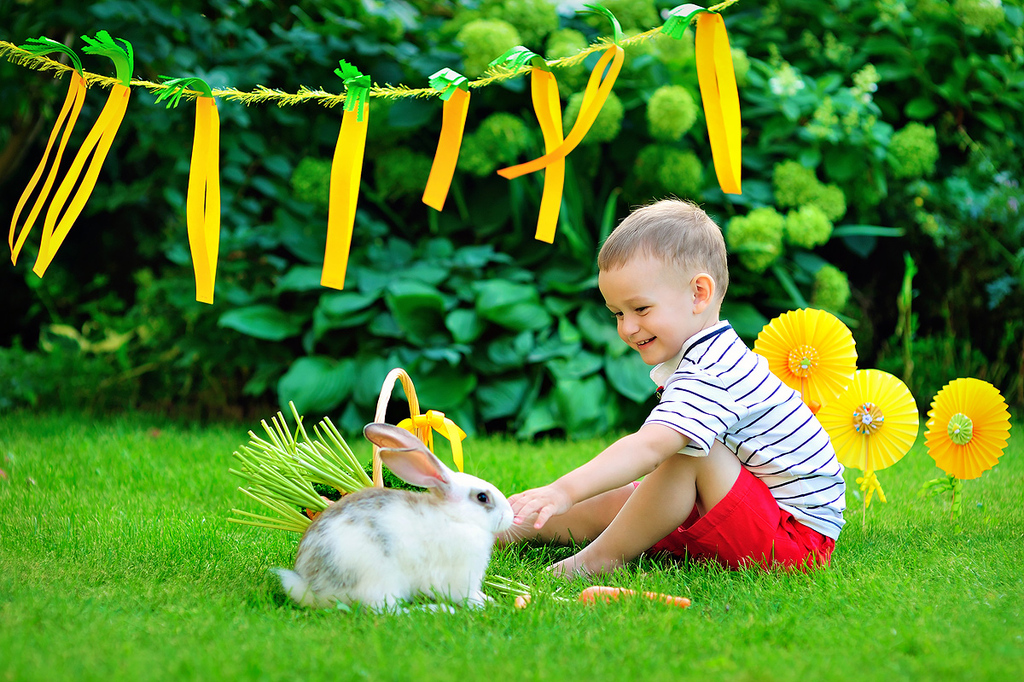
[578,585,691,608]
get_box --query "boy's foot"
[547,547,624,578]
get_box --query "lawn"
[1,411,1022,681]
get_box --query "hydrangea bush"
[2,0,1022,427]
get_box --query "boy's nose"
[620,315,640,335]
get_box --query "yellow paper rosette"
[752,308,857,412]
[817,369,919,520]
[924,378,1011,480]
[817,369,919,474]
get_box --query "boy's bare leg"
[550,441,742,577]
[498,483,635,547]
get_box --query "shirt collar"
[649,320,732,387]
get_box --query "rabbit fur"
[275,422,513,610]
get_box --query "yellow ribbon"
[695,12,742,195]
[34,82,131,277]
[422,86,470,212]
[397,409,468,473]
[497,44,624,180]
[856,470,887,508]
[530,67,565,244]
[186,96,221,304]
[10,71,87,265]
[321,103,368,290]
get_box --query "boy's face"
[598,255,713,366]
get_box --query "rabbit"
[274,422,514,610]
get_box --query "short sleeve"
[644,372,745,455]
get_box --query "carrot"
[9,38,87,265]
[514,594,532,610]
[578,585,691,608]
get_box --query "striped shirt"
[645,321,846,539]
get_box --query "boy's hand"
[509,484,573,530]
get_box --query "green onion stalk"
[228,402,373,533]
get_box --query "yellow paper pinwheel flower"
[817,369,919,473]
[925,378,1011,480]
[817,369,919,520]
[753,308,857,412]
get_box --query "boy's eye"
[636,306,649,314]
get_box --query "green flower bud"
[373,148,433,200]
[653,31,694,67]
[731,47,751,87]
[457,112,534,176]
[564,90,624,145]
[647,85,698,142]
[954,0,1006,31]
[773,161,847,221]
[812,264,851,311]
[480,0,559,47]
[773,160,821,208]
[584,0,658,31]
[726,207,785,273]
[457,19,523,76]
[546,28,590,95]
[657,148,703,199]
[291,157,332,209]
[810,184,848,222]
[784,205,833,249]
[888,123,940,179]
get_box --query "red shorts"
[644,465,835,570]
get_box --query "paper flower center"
[946,413,974,446]
[853,402,884,435]
[787,345,819,378]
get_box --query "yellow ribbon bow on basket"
[397,409,467,473]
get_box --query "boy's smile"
[598,255,718,366]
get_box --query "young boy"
[508,199,845,575]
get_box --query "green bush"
[2,0,1023,433]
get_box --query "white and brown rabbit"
[275,422,513,610]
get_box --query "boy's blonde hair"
[598,198,729,300]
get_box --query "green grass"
[1,411,1022,681]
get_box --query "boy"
[508,199,845,575]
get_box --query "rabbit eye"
[476,492,490,505]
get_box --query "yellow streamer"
[530,68,565,244]
[9,72,87,265]
[33,82,131,276]
[186,96,221,304]
[321,104,369,290]
[695,12,742,194]
[397,409,468,473]
[422,87,470,212]
[497,44,624,180]
[856,470,887,508]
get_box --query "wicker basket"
[370,367,430,488]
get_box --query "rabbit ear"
[363,423,453,489]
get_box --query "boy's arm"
[510,423,690,529]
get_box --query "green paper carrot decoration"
[497,4,623,183]
[33,31,134,277]
[156,78,221,304]
[662,4,742,194]
[422,68,470,212]
[8,37,87,265]
[491,47,564,244]
[321,60,370,290]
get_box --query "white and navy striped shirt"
[645,321,846,539]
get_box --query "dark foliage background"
[1,0,1021,434]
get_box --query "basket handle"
[372,367,424,487]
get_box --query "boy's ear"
[691,273,716,313]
